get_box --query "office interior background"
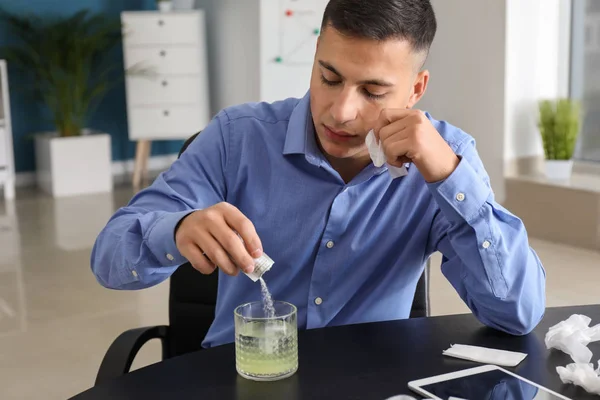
[0,0,598,398]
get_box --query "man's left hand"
[374,109,460,183]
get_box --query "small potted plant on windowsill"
[157,0,174,12]
[538,98,582,180]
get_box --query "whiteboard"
[260,0,329,101]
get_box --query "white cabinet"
[122,13,201,46]
[128,107,205,138]
[0,60,15,200]
[124,47,202,75]
[121,11,210,141]
[126,76,202,105]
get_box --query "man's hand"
[374,109,460,183]
[175,203,263,276]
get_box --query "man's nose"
[330,89,358,124]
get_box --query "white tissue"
[548,314,600,396]
[556,360,600,395]
[365,130,408,179]
[545,314,600,364]
[442,344,527,367]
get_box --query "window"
[572,0,600,161]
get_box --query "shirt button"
[132,270,138,278]
[166,253,175,261]
[326,241,335,249]
[482,240,491,249]
[456,193,466,202]
[315,297,323,305]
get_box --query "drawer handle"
[160,50,166,57]
[163,110,170,117]
[162,80,168,87]
[158,19,164,26]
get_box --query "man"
[91,0,546,348]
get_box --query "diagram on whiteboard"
[273,0,328,65]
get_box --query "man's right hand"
[175,203,263,276]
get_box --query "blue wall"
[0,0,185,173]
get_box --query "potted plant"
[538,98,582,180]
[0,9,122,197]
[157,0,174,12]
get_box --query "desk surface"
[72,305,600,400]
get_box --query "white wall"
[504,0,571,161]
[419,0,507,201]
[196,0,326,114]
[420,0,571,202]
[196,0,261,115]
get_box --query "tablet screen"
[419,369,564,399]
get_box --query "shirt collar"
[283,91,323,167]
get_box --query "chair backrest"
[167,132,430,357]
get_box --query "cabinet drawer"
[128,107,208,140]
[125,47,200,75]
[126,76,202,106]
[122,13,200,46]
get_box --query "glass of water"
[234,301,298,381]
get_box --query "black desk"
[72,305,600,399]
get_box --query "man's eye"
[320,75,341,86]
[363,89,385,100]
[320,75,385,100]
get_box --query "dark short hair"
[321,0,437,56]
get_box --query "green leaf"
[538,98,582,160]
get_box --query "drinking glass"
[234,301,298,381]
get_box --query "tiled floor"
[0,186,598,399]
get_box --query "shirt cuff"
[427,156,491,223]
[146,210,196,266]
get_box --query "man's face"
[309,26,427,161]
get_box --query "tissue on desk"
[557,360,600,395]
[547,314,600,396]
[545,314,600,364]
[442,344,527,367]
[365,130,408,179]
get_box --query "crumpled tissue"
[545,314,600,364]
[547,314,600,395]
[556,361,600,395]
[365,130,408,179]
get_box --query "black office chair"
[94,132,431,386]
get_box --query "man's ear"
[407,69,429,109]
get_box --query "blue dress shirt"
[91,92,546,348]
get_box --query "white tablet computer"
[408,364,572,400]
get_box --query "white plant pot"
[173,0,195,9]
[34,132,113,197]
[158,1,173,12]
[544,159,573,180]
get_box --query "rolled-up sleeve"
[427,138,546,335]
[91,111,230,290]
